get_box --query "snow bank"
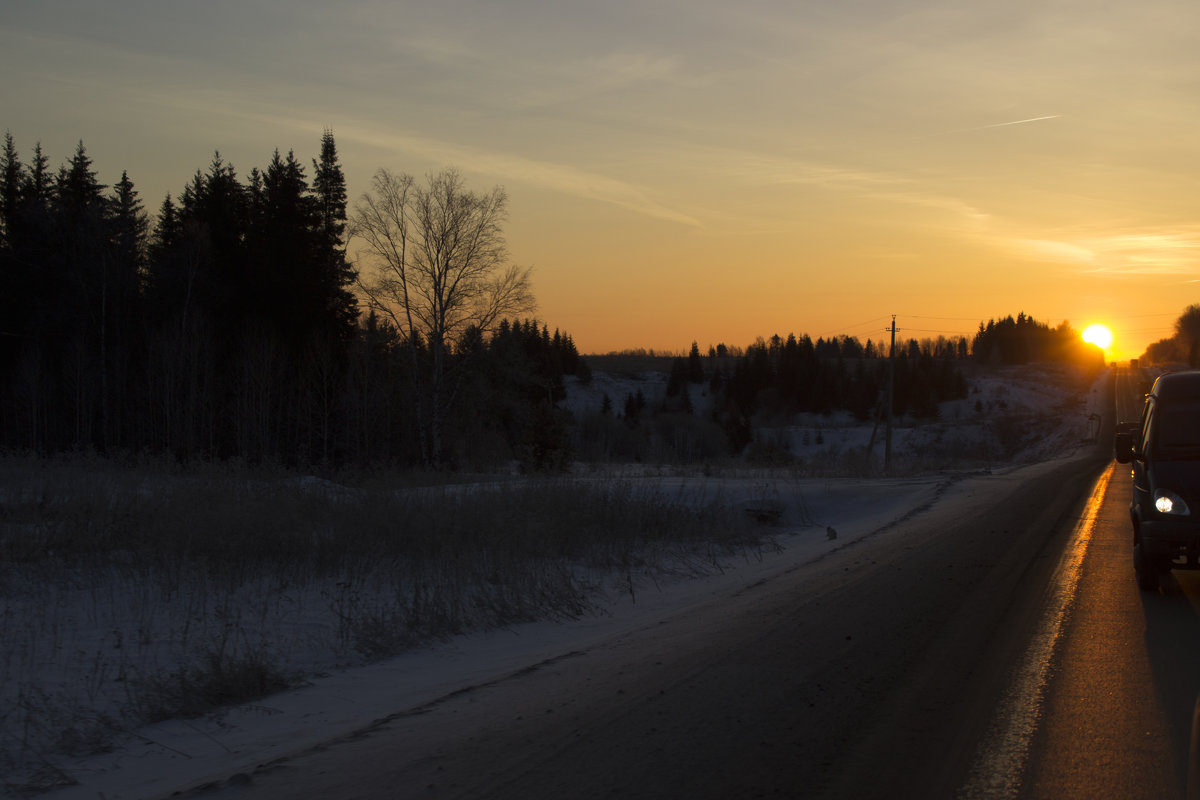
[36,470,956,800]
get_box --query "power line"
[905,327,976,335]
[814,315,893,338]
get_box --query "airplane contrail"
[960,115,1065,131]
[940,115,1062,135]
[975,115,1061,130]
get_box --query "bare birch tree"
[350,167,535,466]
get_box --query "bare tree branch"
[349,167,536,466]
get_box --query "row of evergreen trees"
[660,335,967,437]
[971,313,1103,367]
[702,333,970,363]
[0,132,583,467]
[0,132,358,460]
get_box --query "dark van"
[1115,371,1200,590]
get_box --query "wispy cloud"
[867,190,993,228]
[662,144,906,194]
[735,155,993,229]
[628,141,1003,236]
[1012,238,1097,264]
[46,63,702,229]
[504,49,696,112]
[1010,230,1200,274]
[340,125,702,227]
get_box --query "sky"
[3,0,1198,359]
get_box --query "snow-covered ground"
[7,363,1110,799]
[566,360,1108,469]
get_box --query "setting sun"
[1082,323,1114,351]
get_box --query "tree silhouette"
[0,134,587,469]
[0,132,20,247]
[352,167,535,467]
[310,129,358,344]
[103,170,148,447]
[1176,305,1200,366]
[972,313,1086,365]
[312,129,347,247]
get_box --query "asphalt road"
[1022,367,1200,800]
[191,369,1199,800]
[1019,459,1189,800]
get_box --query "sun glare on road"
[1082,323,1114,351]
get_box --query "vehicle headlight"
[1154,490,1191,516]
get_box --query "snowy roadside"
[36,451,1097,800]
[11,364,1109,799]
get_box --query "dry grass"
[0,454,761,785]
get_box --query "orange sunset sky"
[3,1,1197,360]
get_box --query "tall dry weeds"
[0,456,761,784]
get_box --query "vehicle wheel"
[1134,540,1162,591]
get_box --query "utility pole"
[885,315,896,474]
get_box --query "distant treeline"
[595,316,1099,461]
[971,313,1103,367]
[614,336,965,457]
[604,312,1101,369]
[646,312,1098,427]
[717,334,967,423]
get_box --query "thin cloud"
[1010,230,1200,274]
[640,142,998,236]
[54,73,703,229]
[339,125,702,228]
[867,191,992,228]
[1013,238,1097,264]
[506,50,698,112]
[665,144,907,192]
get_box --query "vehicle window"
[1152,399,1200,457]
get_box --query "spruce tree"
[148,194,181,262]
[312,129,347,246]
[7,142,53,343]
[35,141,110,449]
[102,171,149,447]
[309,130,357,343]
[256,148,317,346]
[51,141,108,332]
[24,143,51,212]
[55,140,106,214]
[0,133,23,383]
[0,132,21,247]
[687,340,704,383]
[192,153,249,333]
[110,171,148,275]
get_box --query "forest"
[0,131,1109,471]
[0,131,589,469]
